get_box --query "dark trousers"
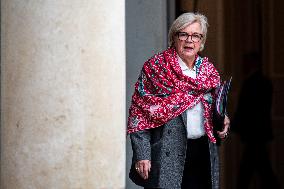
[145,136,211,189]
[181,136,212,189]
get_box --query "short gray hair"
[168,12,209,51]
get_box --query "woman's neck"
[181,56,196,69]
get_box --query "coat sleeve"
[130,129,151,162]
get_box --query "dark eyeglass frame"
[175,32,203,43]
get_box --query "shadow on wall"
[231,52,280,189]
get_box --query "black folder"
[213,76,232,132]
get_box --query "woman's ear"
[199,44,204,51]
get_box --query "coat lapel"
[181,111,187,127]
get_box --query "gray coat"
[129,113,220,189]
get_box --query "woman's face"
[174,22,203,61]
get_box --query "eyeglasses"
[176,32,203,43]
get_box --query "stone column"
[1,1,125,188]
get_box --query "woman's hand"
[135,160,151,179]
[217,115,230,139]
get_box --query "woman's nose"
[185,36,193,43]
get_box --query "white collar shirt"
[177,55,205,139]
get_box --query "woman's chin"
[182,51,196,58]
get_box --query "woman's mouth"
[184,46,194,51]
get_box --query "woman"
[128,12,230,189]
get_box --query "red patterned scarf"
[127,47,220,143]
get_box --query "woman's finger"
[217,115,230,139]
[217,131,226,139]
[143,163,149,179]
[217,125,229,139]
[143,161,151,179]
[136,160,151,179]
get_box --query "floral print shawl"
[127,47,220,142]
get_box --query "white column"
[1,0,125,188]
